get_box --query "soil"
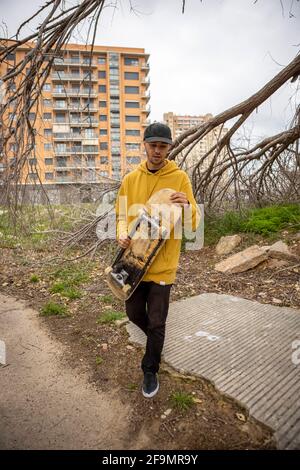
[1,230,299,449]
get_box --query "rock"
[267,240,298,262]
[215,245,268,273]
[126,345,135,351]
[101,343,108,351]
[272,298,283,304]
[261,245,271,251]
[295,232,300,241]
[115,318,128,327]
[236,412,246,422]
[215,235,242,255]
[192,398,203,404]
[161,409,172,419]
[255,258,290,271]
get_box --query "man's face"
[144,141,171,170]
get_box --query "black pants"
[125,281,172,374]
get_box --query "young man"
[115,122,200,398]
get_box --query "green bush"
[40,301,68,317]
[96,310,126,324]
[170,391,195,411]
[241,204,300,235]
[204,210,248,245]
[203,203,300,244]
[50,282,82,299]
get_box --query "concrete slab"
[127,293,300,449]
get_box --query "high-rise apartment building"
[0,42,150,187]
[163,112,227,175]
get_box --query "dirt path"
[0,293,139,450]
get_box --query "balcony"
[52,89,97,98]
[53,104,98,112]
[141,63,150,73]
[54,150,70,156]
[53,133,98,141]
[53,119,98,127]
[110,120,120,127]
[142,119,151,127]
[71,120,98,127]
[141,78,150,88]
[54,147,98,155]
[53,58,97,67]
[141,92,150,101]
[141,105,151,115]
[109,89,120,97]
[110,104,120,111]
[56,176,72,183]
[51,73,97,82]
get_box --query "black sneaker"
[142,372,159,398]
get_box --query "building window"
[85,128,96,138]
[100,157,108,164]
[43,113,52,120]
[44,143,52,151]
[7,53,15,61]
[126,143,140,151]
[100,129,108,135]
[44,129,52,136]
[70,54,79,64]
[100,142,108,150]
[29,158,37,166]
[99,101,107,108]
[43,84,51,91]
[124,57,139,66]
[125,101,139,108]
[45,172,54,180]
[111,131,120,141]
[87,156,95,166]
[99,115,107,121]
[125,115,140,122]
[99,85,106,93]
[125,86,139,94]
[7,81,16,92]
[127,157,140,164]
[43,99,52,107]
[98,56,106,64]
[45,158,53,165]
[125,72,139,80]
[54,84,64,93]
[98,70,106,79]
[126,129,140,136]
[28,113,36,121]
[54,99,66,108]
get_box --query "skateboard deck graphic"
[105,188,182,301]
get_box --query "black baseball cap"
[143,122,173,145]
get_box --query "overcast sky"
[0,0,299,140]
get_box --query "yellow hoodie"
[115,160,201,284]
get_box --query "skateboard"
[105,188,182,301]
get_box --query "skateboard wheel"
[105,267,113,275]
[122,284,131,294]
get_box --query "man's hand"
[117,233,131,249]
[170,192,189,207]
